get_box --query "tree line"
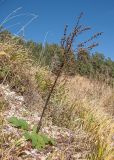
[0,29,114,86]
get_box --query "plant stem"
[36,63,64,133]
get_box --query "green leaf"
[23,131,55,150]
[32,125,37,133]
[31,132,38,147]
[36,134,45,148]
[8,117,20,127]
[8,116,29,130]
[24,131,31,140]
[18,118,29,130]
[41,134,50,144]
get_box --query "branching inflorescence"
[36,12,103,133]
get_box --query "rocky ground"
[0,84,92,160]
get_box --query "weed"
[8,116,55,151]
[24,130,55,150]
[8,117,29,130]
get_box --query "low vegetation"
[8,116,55,150]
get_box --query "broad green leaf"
[18,118,29,130]
[23,131,55,150]
[8,117,20,127]
[31,132,38,147]
[8,117,29,130]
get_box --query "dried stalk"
[36,12,102,133]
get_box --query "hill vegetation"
[0,17,114,159]
[1,28,114,86]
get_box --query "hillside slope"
[0,37,114,160]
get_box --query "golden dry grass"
[55,75,114,159]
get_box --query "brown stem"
[36,63,64,133]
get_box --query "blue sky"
[0,0,114,60]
